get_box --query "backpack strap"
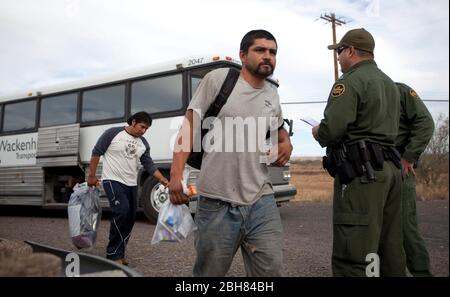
[204,67,240,119]
[186,68,240,170]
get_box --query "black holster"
[322,155,336,178]
[335,158,356,184]
[367,142,384,170]
[323,145,356,184]
[383,146,402,169]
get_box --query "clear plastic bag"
[151,199,197,244]
[67,182,101,249]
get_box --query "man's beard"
[250,62,274,79]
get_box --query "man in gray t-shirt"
[169,30,293,277]
[188,67,284,205]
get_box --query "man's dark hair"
[127,111,152,126]
[240,29,277,53]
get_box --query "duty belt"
[323,140,401,184]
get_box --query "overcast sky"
[1,0,448,156]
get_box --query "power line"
[282,101,327,105]
[282,99,449,105]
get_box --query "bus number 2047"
[188,58,204,66]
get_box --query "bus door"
[36,123,85,204]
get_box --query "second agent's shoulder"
[396,82,421,100]
[395,82,410,90]
[396,82,414,94]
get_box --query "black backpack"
[186,68,240,169]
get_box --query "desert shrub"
[416,114,449,200]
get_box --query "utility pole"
[320,13,346,81]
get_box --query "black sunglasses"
[336,46,348,55]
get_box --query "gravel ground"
[0,200,448,277]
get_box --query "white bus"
[0,56,297,224]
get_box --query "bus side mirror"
[283,119,294,137]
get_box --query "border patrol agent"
[396,82,435,276]
[312,28,406,276]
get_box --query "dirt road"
[0,200,448,276]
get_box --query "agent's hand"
[401,159,416,177]
[168,177,190,205]
[87,176,100,187]
[273,141,293,166]
[312,125,320,141]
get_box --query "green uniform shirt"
[395,83,434,163]
[318,60,400,148]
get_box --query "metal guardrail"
[25,240,142,277]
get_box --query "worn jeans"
[193,194,284,277]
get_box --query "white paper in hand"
[300,117,319,127]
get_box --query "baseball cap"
[327,28,375,53]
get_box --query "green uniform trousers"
[402,174,433,276]
[332,161,406,276]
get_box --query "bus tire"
[141,176,169,225]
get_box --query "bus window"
[82,84,125,122]
[40,93,77,127]
[131,74,182,115]
[3,100,37,132]
[0,105,3,131]
[191,76,202,98]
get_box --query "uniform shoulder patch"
[331,83,346,97]
[409,89,419,99]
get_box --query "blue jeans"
[193,194,284,277]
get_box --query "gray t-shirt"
[188,68,284,205]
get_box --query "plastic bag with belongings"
[67,182,101,249]
[151,199,197,244]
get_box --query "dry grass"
[416,173,449,201]
[290,161,333,202]
[289,160,449,202]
